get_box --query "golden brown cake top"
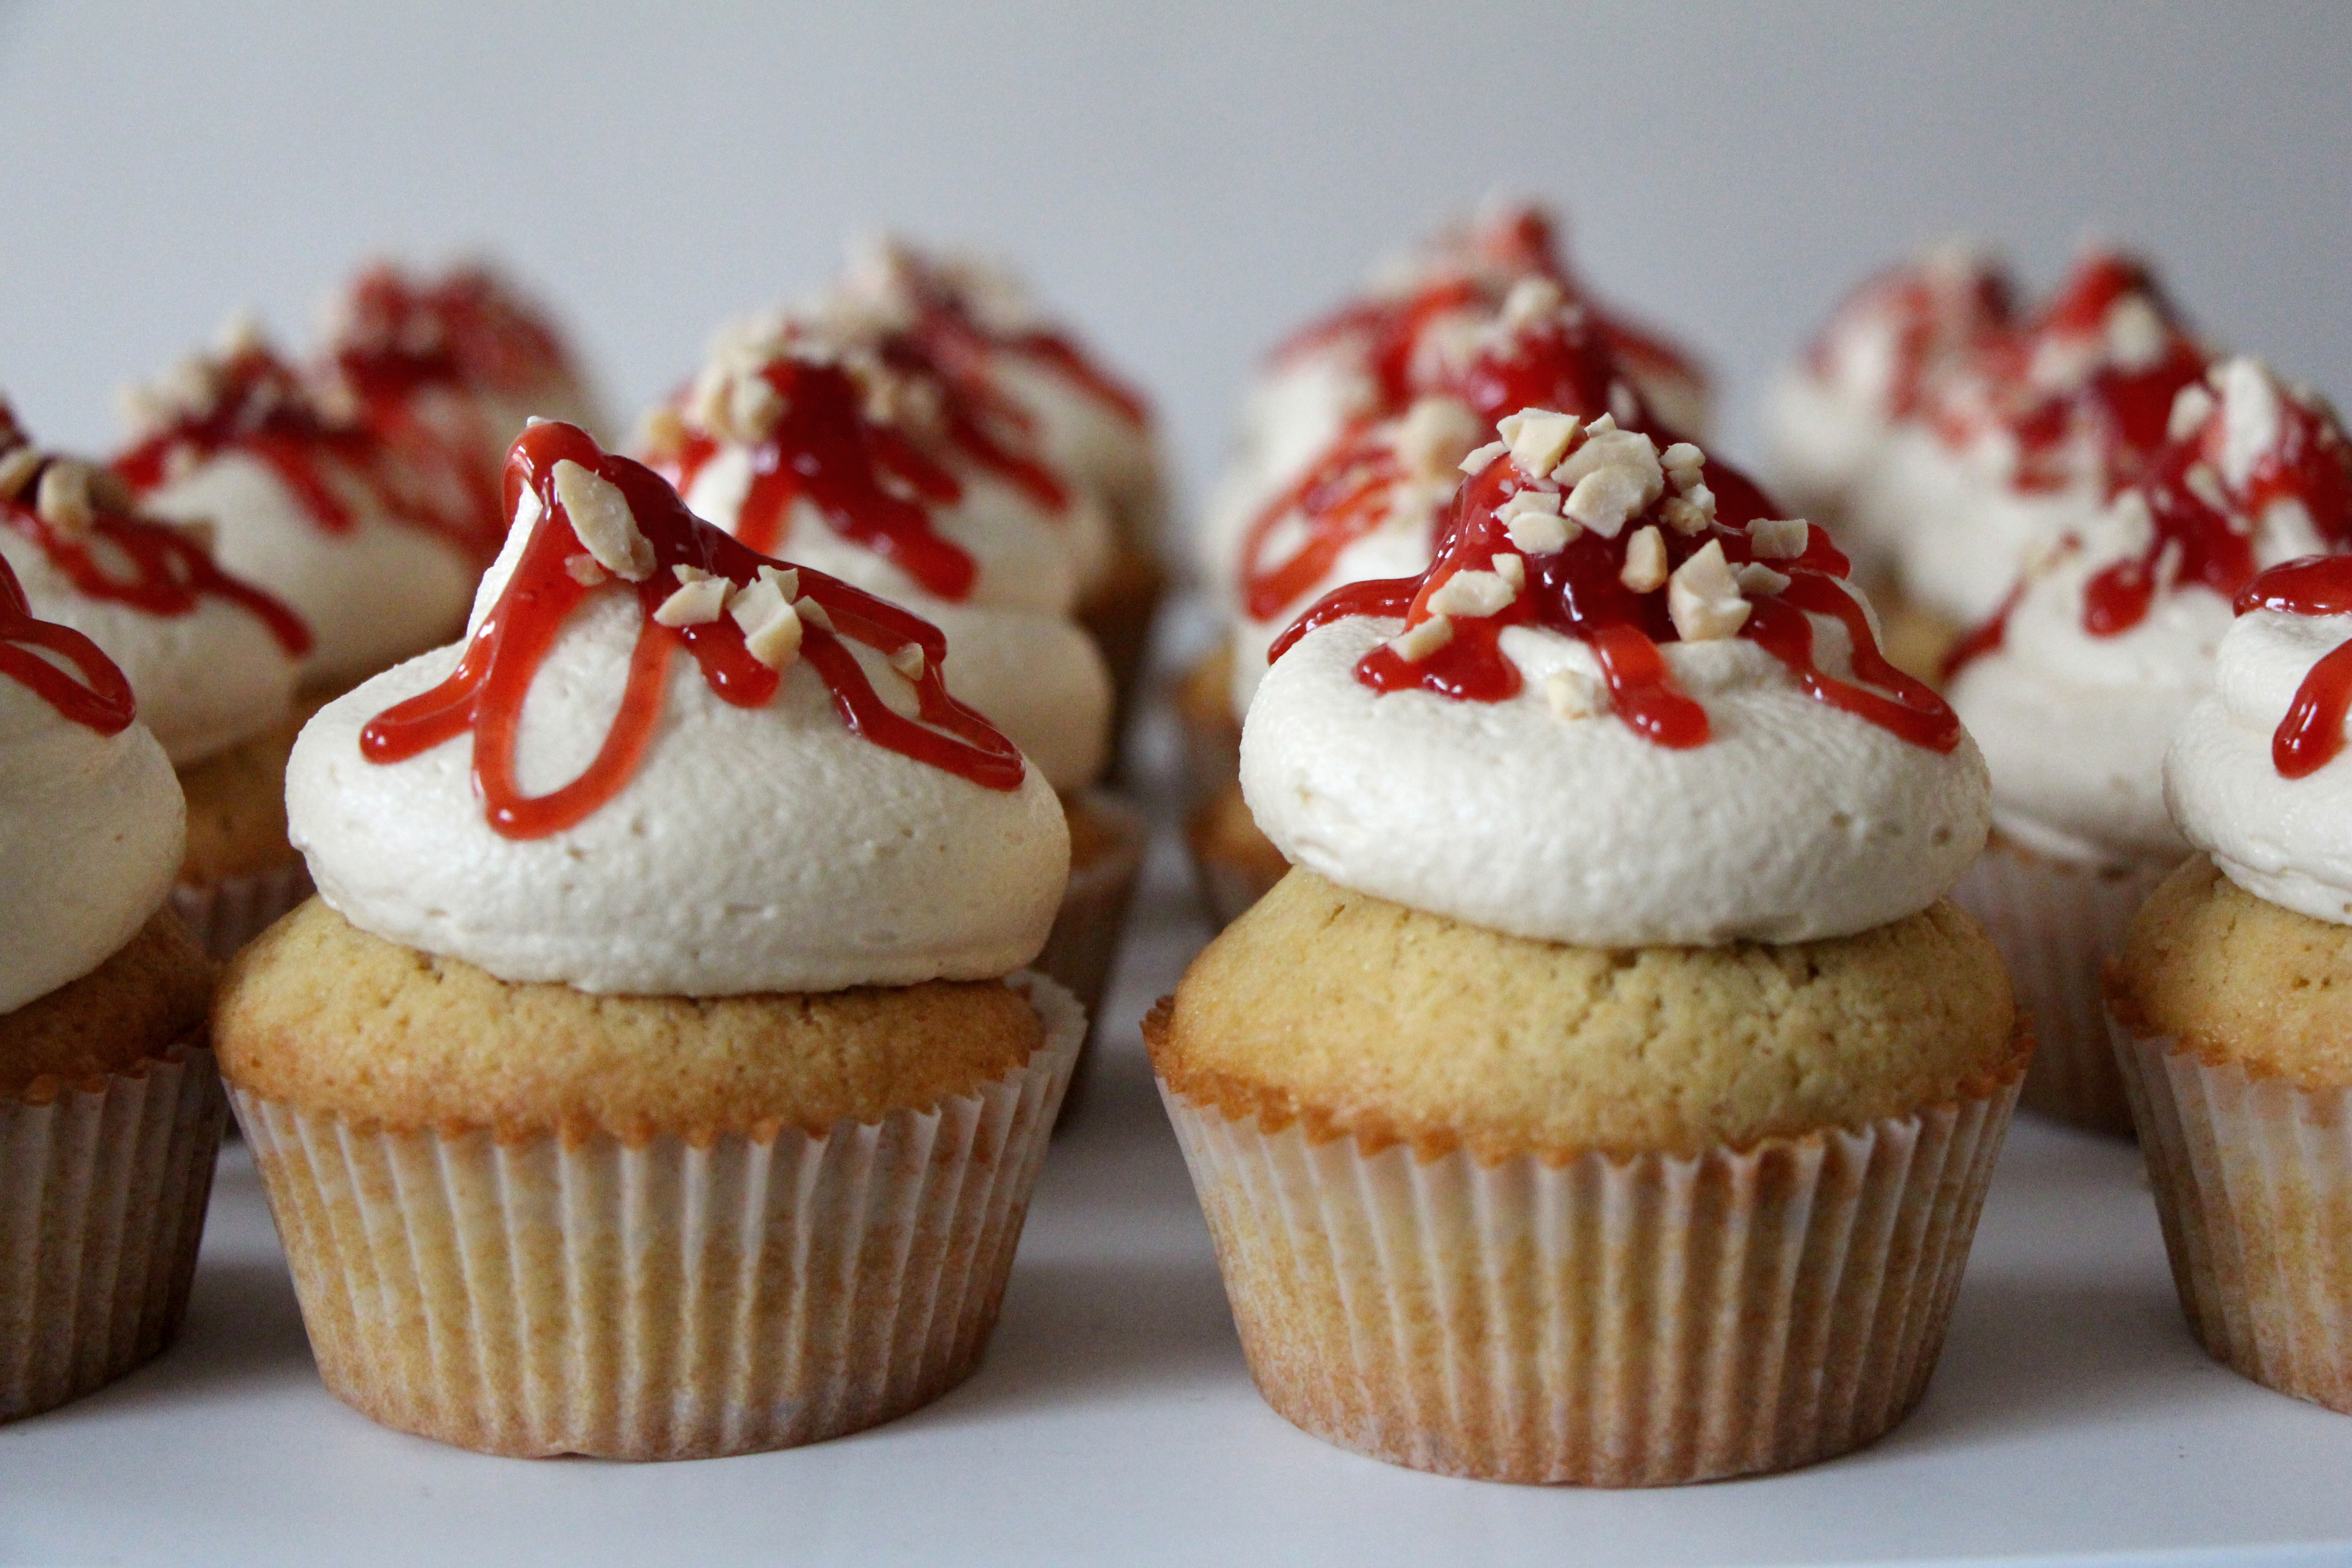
[1152,869,2021,1162]
[2117,854,2352,1089]
[0,911,211,1100]
[213,899,1042,1141]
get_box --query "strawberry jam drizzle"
[1240,297,1655,625]
[1,480,311,657]
[883,250,1152,429]
[364,423,1022,839]
[1271,446,1957,755]
[1805,255,2017,421]
[665,359,977,601]
[0,555,136,735]
[114,343,505,568]
[2236,557,2352,779]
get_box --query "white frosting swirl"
[1242,612,1990,947]
[289,514,1070,996]
[0,680,182,1014]
[139,451,477,687]
[2169,608,2352,925]
[0,529,299,768]
[920,598,1110,793]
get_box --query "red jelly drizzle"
[1240,307,1650,625]
[1805,255,2016,420]
[2083,382,2352,637]
[0,554,137,734]
[114,342,505,567]
[665,358,976,600]
[1,475,311,657]
[2236,556,2352,779]
[363,422,1023,838]
[331,265,571,400]
[882,250,1152,429]
[1271,440,1958,755]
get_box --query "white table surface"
[10,815,2352,1567]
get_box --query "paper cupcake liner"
[1158,1068,2021,1485]
[227,972,1084,1460]
[2112,1021,2352,1413]
[1951,840,2172,1137]
[172,859,315,964]
[1033,792,1148,1125]
[0,1041,228,1423]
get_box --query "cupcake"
[1149,412,2023,1485]
[1197,198,1710,621]
[116,318,499,694]
[836,236,1167,727]
[1767,248,2209,680]
[641,309,1147,1067]
[1190,261,1725,927]
[2112,547,2352,1412]
[0,555,221,1422]
[213,421,1078,1459]
[1950,359,2352,1134]
[0,403,316,957]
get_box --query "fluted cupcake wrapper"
[0,1042,228,1423]
[227,973,1084,1460]
[1159,1074,2021,1486]
[172,859,314,964]
[2112,1021,2352,1413]
[1033,791,1148,1126]
[1951,840,2173,1137]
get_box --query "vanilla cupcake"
[1150,413,2021,1485]
[1769,248,2208,680]
[837,236,1166,720]
[1197,198,1710,620]
[1,557,220,1422]
[213,422,1077,1459]
[1949,359,2352,1135]
[0,405,314,956]
[642,310,1146,1063]
[2112,548,2352,1412]
[117,320,497,693]
[1190,269,1725,926]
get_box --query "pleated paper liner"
[227,972,1084,1460]
[1951,835,2173,1137]
[0,1040,229,1423]
[1033,790,1147,1124]
[1153,1022,2024,1486]
[171,858,315,964]
[2111,1016,2352,1413]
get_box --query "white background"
[0,0,2347,537]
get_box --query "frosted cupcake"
[837,236,1166,720]
[1769,248,2209,679]
[117,319,499,693]
[1,556,220,1422]
[1150,412,2022,1485]
[642,310,1146,1056]
[1192,282,1728,926]
[1950,359,2352,1134]
[213,421,1078,1459]
[1197,198,1710,618]
[2112,548,2352,1411]
[0,403,314,956]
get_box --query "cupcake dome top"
[288,421,1068,996]
[1241,415,1989,947]
[0,555,182,1013]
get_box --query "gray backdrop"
[2,0,2345,556]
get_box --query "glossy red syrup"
[1271,444,1959,755]
[884,250,1152,429]
[664,359,976,601]
[1804,256,2016,420]
[0,555,136,735]
[363,422,1023,839]
[114,343,505,568]
[1240,309,1652,626]
[2236,556,2352,779]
